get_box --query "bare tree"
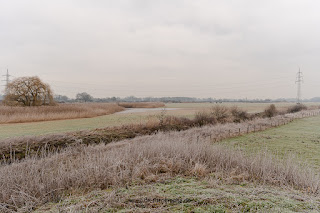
[76,92,93,102]
[3,76,55,106]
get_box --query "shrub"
[230,106,250,122]
[264,104,278,118]
[194,111,217,126]
[210,105,232,123]
[287,104,307,113]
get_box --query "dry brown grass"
[118,102,165,108]
[0,103,124,124]
[0,128,319,212]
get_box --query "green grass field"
[0,102,318,139]
[223,115,320,170]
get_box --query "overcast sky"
[0,0,320,99]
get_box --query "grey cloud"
[0,0,320,99]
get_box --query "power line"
[1,69,11,89]
[295,67,303,104]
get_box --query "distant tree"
[3,76,55,106]
[76,92,93,102]
[111,97,117,102]
[54,95,70,103]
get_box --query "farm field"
[0,102,317,139]
[222,115,320,170]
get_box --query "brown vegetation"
[194,106,250,126]
[0,128,319,212]
[287,104,308,113]
[0,103,124,124]
[118,102,165,108]
[229,106,250,122]
[264,104,278,118]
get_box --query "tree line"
[2,76,320,106]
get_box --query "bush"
[230,106,250,122]
[194,111,217,126]
[287,104,307,113]
[264,104,278,118]
[210,105,232,123]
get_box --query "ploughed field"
[0,102,316,139]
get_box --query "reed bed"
[0,128,319,212]
[118,102,165,108]
[0,103,124,124]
